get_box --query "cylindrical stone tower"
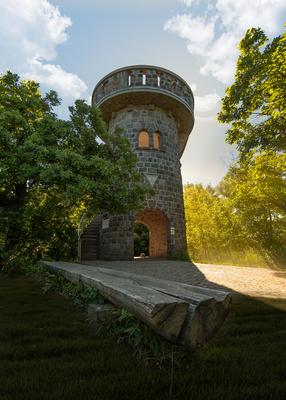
[83,65,194,261]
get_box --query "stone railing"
[93,66,194,110]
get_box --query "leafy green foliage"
[0,71,147,270]
[184,184,249,264]
[220,151,286,265]
[218,26,286,153]
[202,25,286,268]
[43,271,105,308]
[184,151,286,267]
[104,307,184,364]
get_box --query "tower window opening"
[128,75,132,86]
[153,131,160,150]
[157,75,161,87]
[138,130,150,148]
[142,74,146,85]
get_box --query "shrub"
[43,271,105,308]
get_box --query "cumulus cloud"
[26,59,87,99]
[195,92,220,113]
[0,0,87,100]
[165,14,215,55]
[165,0,286,84]
[179,0,199,6]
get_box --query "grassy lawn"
[0,273,286,400]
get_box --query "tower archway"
[135,209,168,258]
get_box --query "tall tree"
[218,26,286,153]
[216,25,286,267]
[219,151,286,265]
[184,184,244,263]
[0,72,147,268]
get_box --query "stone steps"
[80,216,101,261]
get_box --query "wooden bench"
[42,261,232,347]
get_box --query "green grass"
[0,273,286,400]
[190,248,271,268]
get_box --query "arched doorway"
[134,222,149,256]
[135,209,168,258]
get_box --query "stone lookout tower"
[81,65,194,261]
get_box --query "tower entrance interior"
[134,223,149,257]
[135,209,168,258]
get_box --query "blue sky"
[1,0,285,185]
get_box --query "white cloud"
[0,0,87,100]
[26,59,87,99]
[188,83,221,115]
[189,82,197,92]
[216,0,285,35]
[165,13,215,56]
[165,0,286,84]
[179,0,198,6]
[195,93,220,113]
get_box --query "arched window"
[138,130,150,148]
[153,131,160,150]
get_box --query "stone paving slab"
[82,259,286,299]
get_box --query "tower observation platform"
[92,65,194,157]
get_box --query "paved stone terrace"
[83,259,286,299]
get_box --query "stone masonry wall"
[97,104,187,259]
[99,214,134,260]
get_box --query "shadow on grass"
[273,272,286,279]
[0,268,286,400]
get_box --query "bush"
[43,271,105,308]
[104,307,188,365]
